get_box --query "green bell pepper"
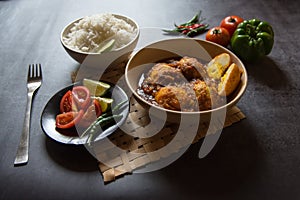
[230,19,274,62]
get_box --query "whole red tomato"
[206,27,230,47]
[220,15,244,36]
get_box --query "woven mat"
[71,60,246,183]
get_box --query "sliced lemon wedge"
[93,38,115,53]
[92,97,114,113]
[83,78,111,97]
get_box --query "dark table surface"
[1,0,299,199]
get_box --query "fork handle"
[14,92,33,165]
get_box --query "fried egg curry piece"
[140,56,222,111]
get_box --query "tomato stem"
[212,28,221,35]
[229,17,237,23]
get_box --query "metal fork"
[14,64,42,166]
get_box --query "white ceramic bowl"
[125,38,248,123]
[61,13,140,67]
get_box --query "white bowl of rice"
[61,13,139,66]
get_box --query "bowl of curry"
[125,38,247,123]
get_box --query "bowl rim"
[60,13,140,55]
[125,37,248,115]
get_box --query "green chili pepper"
[86,114,123,144]
[80,100,128,138]
[230,19,274,62]
[179,12,200,26]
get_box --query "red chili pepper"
[191,24,203,29]
[182,30,189,34]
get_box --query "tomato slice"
[56,110,84,129]
[93,99,102,117]
[60,90,78,113]
[79,100,102,127]
[72,86,91,110]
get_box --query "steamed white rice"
[63,13,137,53]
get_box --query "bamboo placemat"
[72,60,246,183]
[97,98,245,183]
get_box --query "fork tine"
[28,64,32,78]
[37,63,42,78]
